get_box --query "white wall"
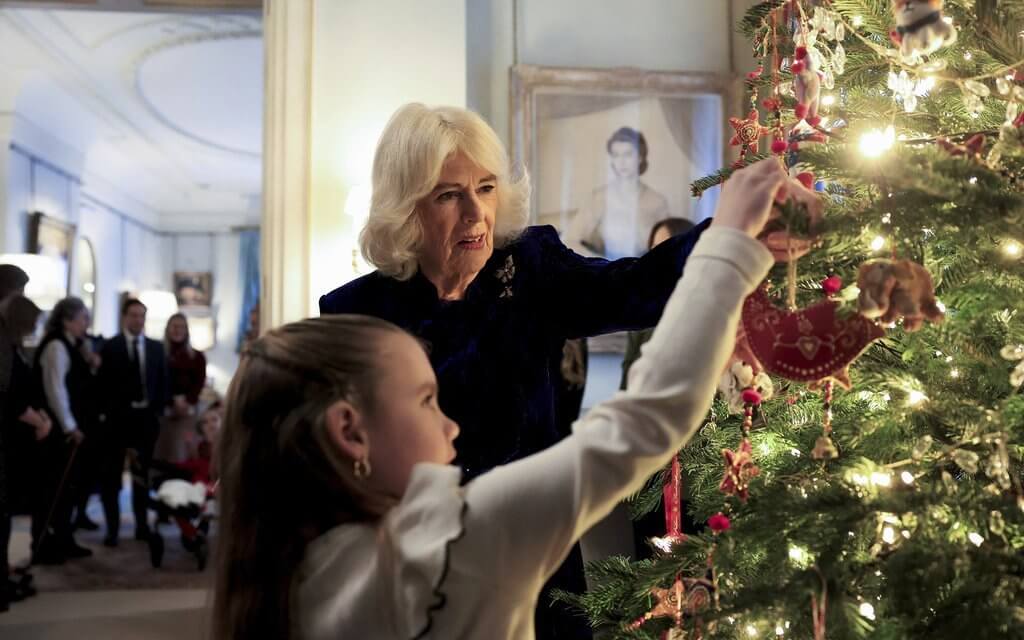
[307,0,466,311]
[6,141,167,336]
[168,232,242,396]
[467,0,733,145]
[5,141,244,395]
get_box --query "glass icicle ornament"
[964,80,992,97]
[835,22,845,42]
[833,43,846,75]
[942,471,958,494]
[1007,101,1020,125]
[912,435,933,460]
[1013,86,1024,102]
[990,510,1006,536]
[997,76,1012,96]
[953,449,980,474]
[963,92,985,117]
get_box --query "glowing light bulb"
[859,126,896,158]
[789,545,812,568]
[968,532,984,546]
[859,602,877,620]
[950,368,960,379]
[964,51,973,60]
[871,472,892,487]
[1003,240,1022,258]
[882,526,897,544]
[907,390,927,406]
[915,76,937,95]
[747,624,759,637]
[969,176,978,185]
[821,94,836,107]
[870,235,887,251]
[776,625,785,636]
[935,300,946,313]
[901,471,915,485]
[852,15,864,27]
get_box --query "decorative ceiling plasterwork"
[132,29,262,157]
[0,7,262,227]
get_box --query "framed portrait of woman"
[510,65,741,350]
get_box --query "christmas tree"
[560,1,1024,638]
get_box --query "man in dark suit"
[98,298,169,546]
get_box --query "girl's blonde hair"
[360,103,531,280]
[211,315,407,640]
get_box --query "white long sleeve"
[41,340,77,433]
[459,226,773,591]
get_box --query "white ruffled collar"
[300,463,467,639]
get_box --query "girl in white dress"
[211,158,816,639]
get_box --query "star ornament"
[936,134,985,158]
[729,109,769,153]
[719,438,761,501]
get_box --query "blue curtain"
[236,229,260,351]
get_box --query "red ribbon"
[664,456,682,537]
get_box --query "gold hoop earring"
[354,458,371,480]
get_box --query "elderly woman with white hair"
[320,103,711,640]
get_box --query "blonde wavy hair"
[360,103,531,280]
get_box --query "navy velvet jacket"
[319,221,709,479]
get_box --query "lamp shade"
[0,253,67,310]
[187,315,215,351]
[139,289,179,339]
[138,290,179,319]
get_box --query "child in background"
[211,158,815,639]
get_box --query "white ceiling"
[0,7,262,230]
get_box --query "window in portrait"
[173,271,213,308]
[28,211,75,295]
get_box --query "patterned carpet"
[10,491,215,592]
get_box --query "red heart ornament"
[742,288,885,389]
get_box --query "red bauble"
[708,512,731,532]
[796,172,815,190]
[807,115,822,127]
[741,388,763,405]
[771,138,788,154]
[741,287,886,389]
[791,61,806,74]
[821,275,843,295]
[794,103,808,119]
[795,46,808,60]
[763,98,781,111]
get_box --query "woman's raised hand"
[711,158,821,240]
